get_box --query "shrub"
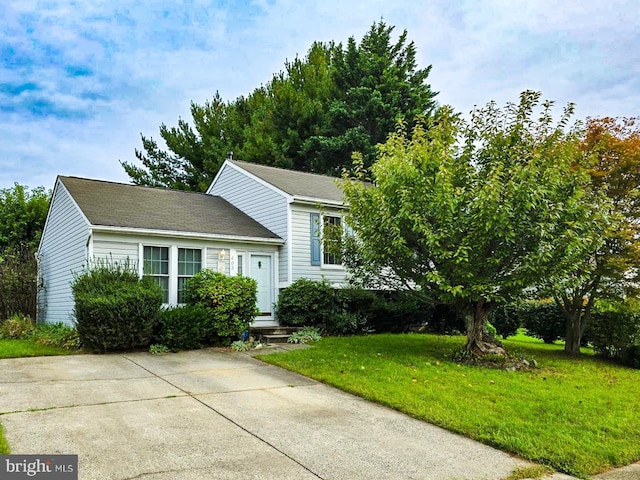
[485,321,497,338]
[0,313,35,339]
[276,278,336,327]
[288,326,321,344]
[587,299,640,361]
[33,323,80,349]
[522,301,566,343]
[622,345,640,369]
[368,292,435,333]
[488,303,521,339]
[72,260,162,352]
[149,344,169,354]
[429,303,465,334]
[0,245,39,320]
[154,305,211,351]
[185,270,257,342]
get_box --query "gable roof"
[59,176,282,241]
[229,160,345,204]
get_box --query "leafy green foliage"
[31,323,80,350]
[0,184,49,319]
[149,344,169,354]
[276,278,336,327]
[551,117,640,354]
[487,304,522,339]
[287,326,321,344]
[0,314,35,339]
[521,302,566,344]
[72,261,162,352]
[154,305,211,351]
[185,270,257,342]
[586,299,640,362]
[0,184,49,251]
[339,91,607,355]
[122,21,437,189]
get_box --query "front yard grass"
[0,339,74,358]
[258,333,640,478]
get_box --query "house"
[37,160,349,327]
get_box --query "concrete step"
[262,334,291,344]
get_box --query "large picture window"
[143,246,169,303]
[177,248,202,303]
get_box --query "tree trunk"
[564,316,582,356]
[556,287,596,356]
[464,299,506,356]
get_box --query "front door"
[250,254,272,316]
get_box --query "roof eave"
[89,225,285,245]
[291,196,346,207]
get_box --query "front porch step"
[261,334,292,344]
[249,326,302,344]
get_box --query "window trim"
[322,214,343,267]
[177,247,202,304]
[143,245,170,303]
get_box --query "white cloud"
[0,0,638,189]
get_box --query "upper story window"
[143,246,169,303]
[177,248,202,303]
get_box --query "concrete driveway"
[0,348,570,480]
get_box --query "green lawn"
[258,333,640,478]
[0,339,74,359]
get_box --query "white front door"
[250,254,272,316]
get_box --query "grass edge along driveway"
[258,333,640,478]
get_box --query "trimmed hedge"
[185,270,258,342]
[587,299,640,364]
[522,301,566,344]
[276,278,336,328]
[154,305,211,351]
[72,262,162,352]
[487,303,521,339]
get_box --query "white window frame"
[321,214,343,268]
[142,245,170,303]
[177,247,202,304]
[141,244,203,305]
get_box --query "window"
[323,215,342,265]
[237,254,244,276]
[178,248,202,303]
[143,246,169,303]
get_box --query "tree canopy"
[0,184,50,251]
[550,116,640,354]
[121,21,437,191]
[338,91,608,355]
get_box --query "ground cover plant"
[258,332,640,478]
[0,315,79,358]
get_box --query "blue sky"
[1,0,638,190]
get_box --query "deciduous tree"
[338,92,607,355]
[551,117,640,355]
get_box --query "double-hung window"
[177,248,202,303]
[323,215,342,265]
[143,246,169,303]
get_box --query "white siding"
[91,238,138,266]
[290,204,348,286]
[91,232,279,324]
[209,164,289,283]
[37,181,90,325]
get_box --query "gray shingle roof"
[230,160,346,204]
[60,176,282,240]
